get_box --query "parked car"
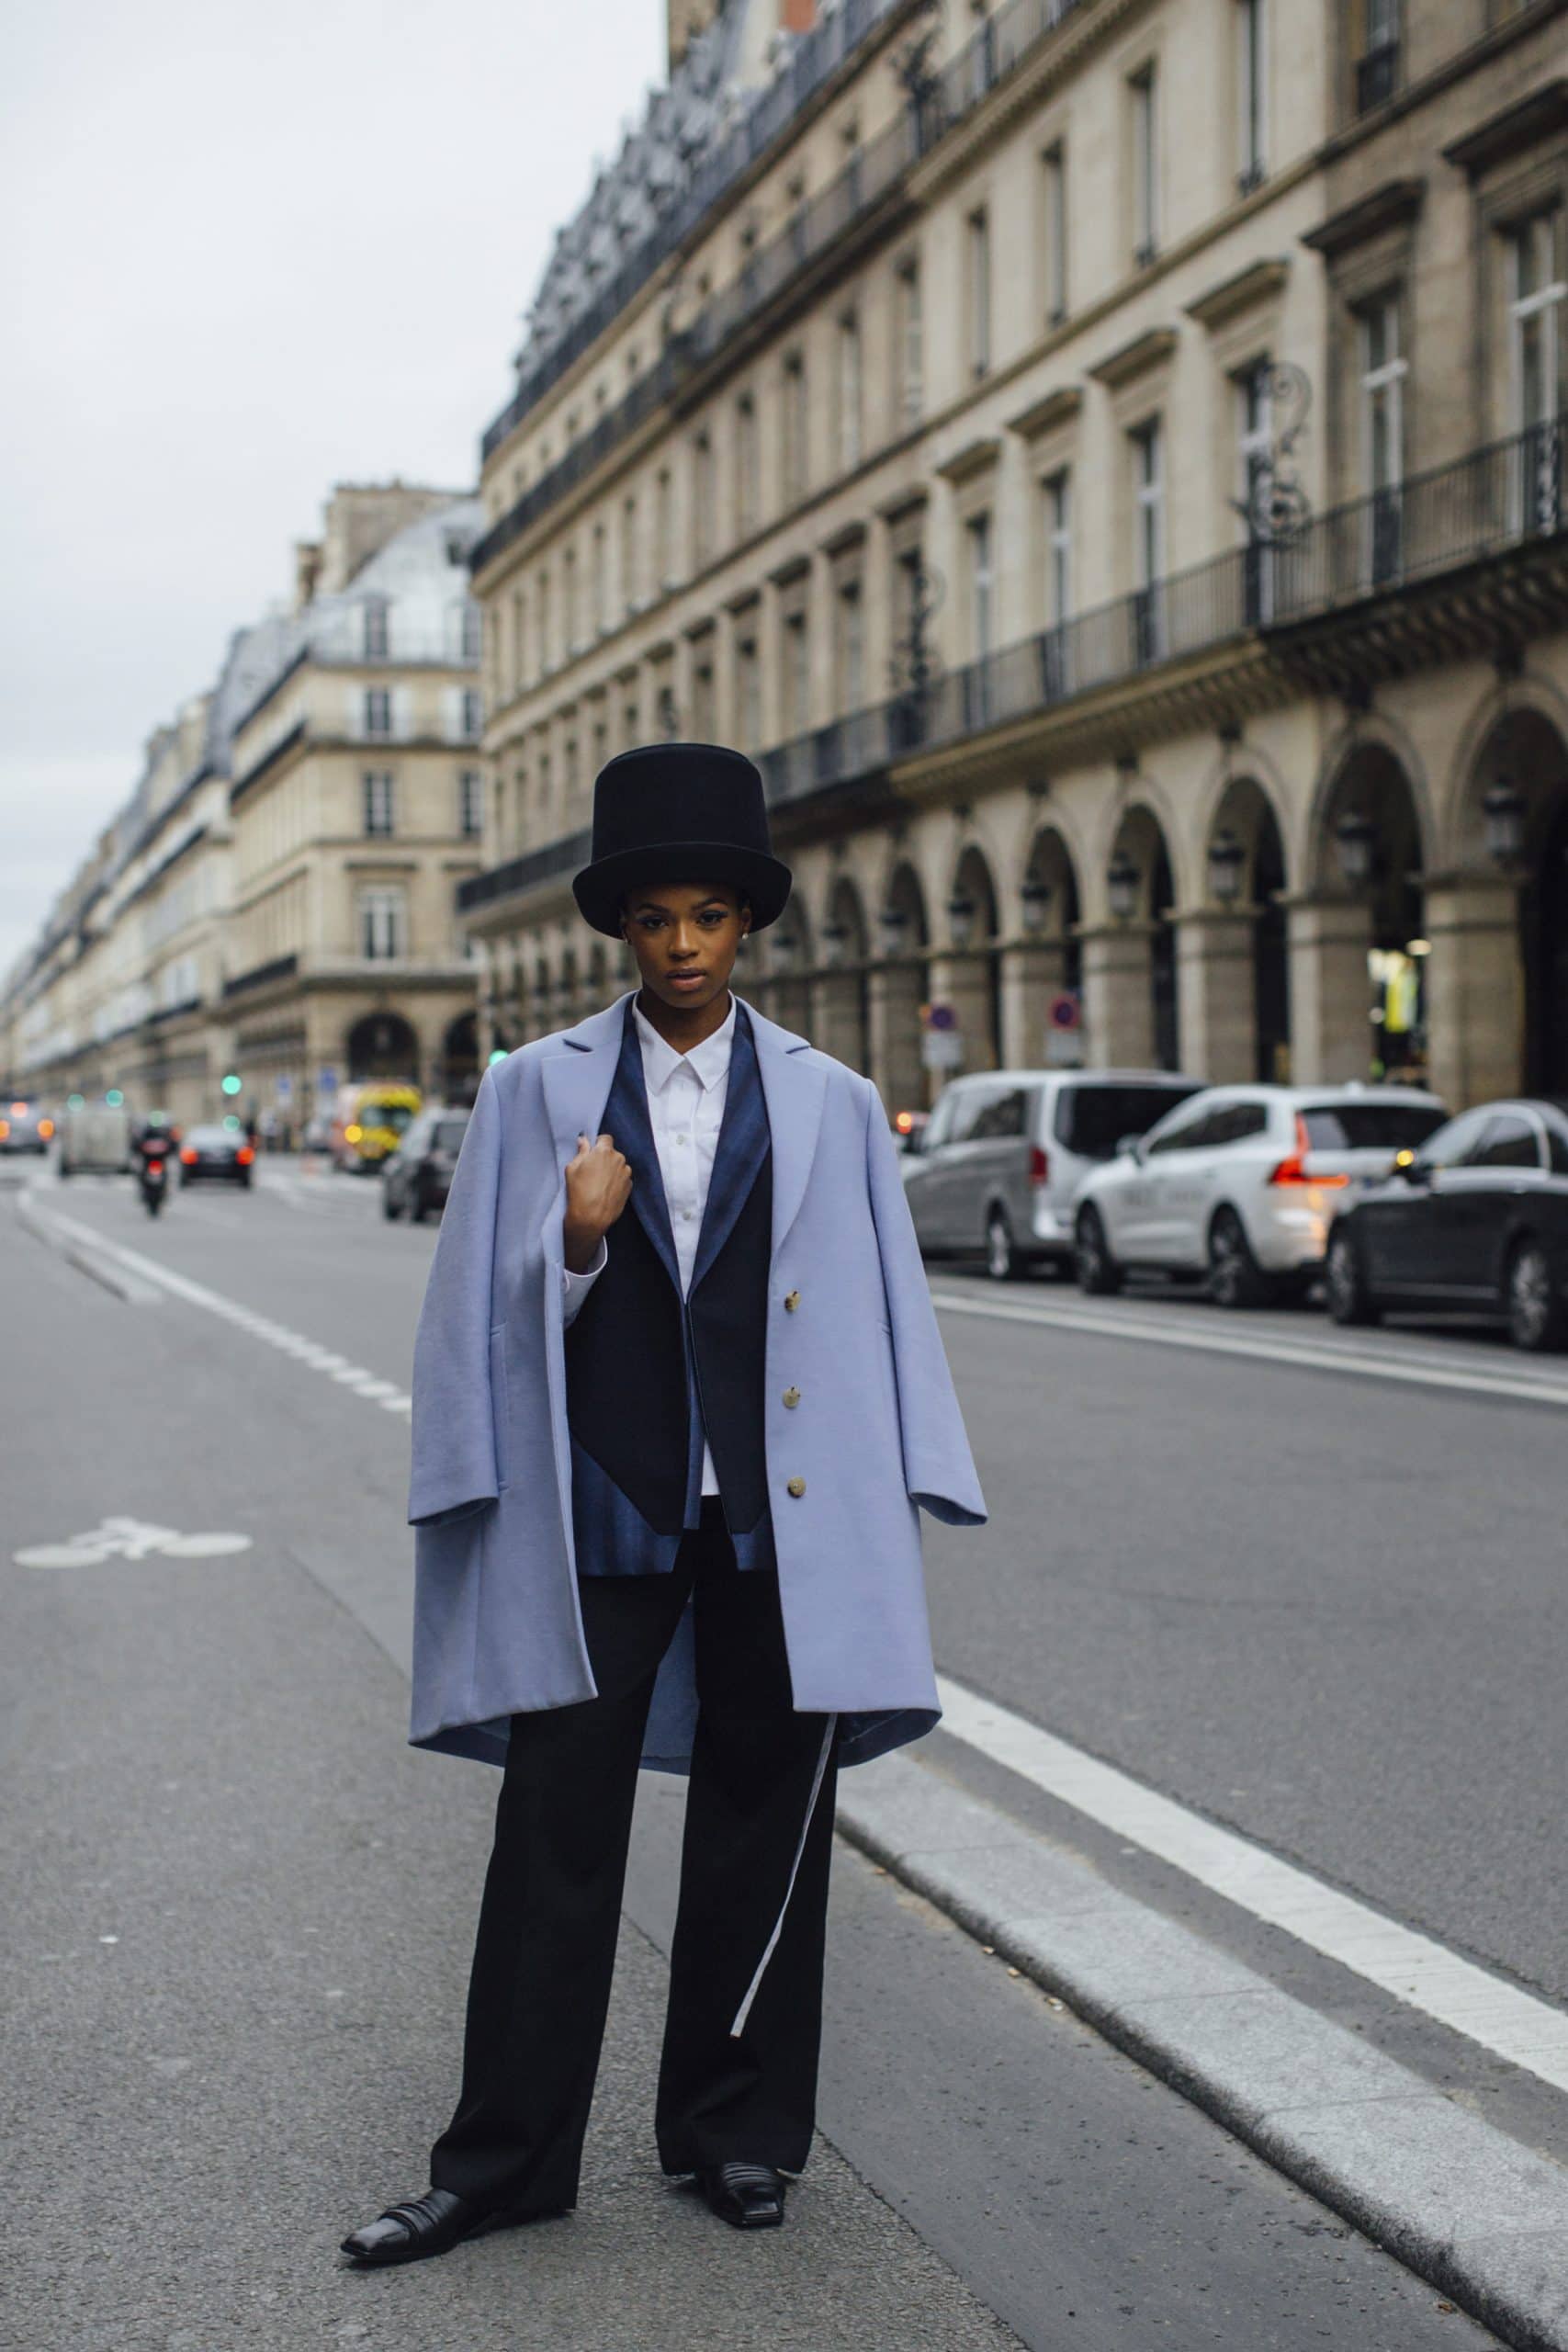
[178,1125,254,1187]
[902,1069,1202,1279]
[381,1108,470,1223]
[0,1098,53,1155]
[1073,1083,1449,1307]
[1325,1097,1568,1351]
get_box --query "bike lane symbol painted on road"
[13,1516,254,1569]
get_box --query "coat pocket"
[488,1325,511,1492]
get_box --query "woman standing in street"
[343,743,986,2267]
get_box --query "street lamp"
[878,904,909,959]
[947,890,977,949]
[1333,808,1376,889]
[1483,775,1527,866]
[1020,874,1052,934]
[1208,827,1247,906]
[820,918,849,968]
[1107,848,1140,922]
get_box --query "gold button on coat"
[786,1476,806,1498]
[784,1289,800,1311]
[783,1385,800,1408]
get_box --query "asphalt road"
[1,1157,1528,2349]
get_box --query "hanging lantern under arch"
[1107,847,1140,922]
[1208,827,1247,906]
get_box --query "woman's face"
[620,879,750,1018]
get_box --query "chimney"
[778,0,816,29]
[294,540,323,613]
[667,0,716,72]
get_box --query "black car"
[1325,1097,1568,1351]
[179,1124,255,1187]
[381,1109,470,1223]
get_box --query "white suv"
[1071,1083,1449,1307]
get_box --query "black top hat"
[571,741,793,938]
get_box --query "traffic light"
[488,1047,508,1066]
[105,1089,125,1107]
[220,1072,243,1096]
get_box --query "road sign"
[275,1073,292,1100]
[317,1067,338,1095]
[922,1001,957,1032]
[1048,992,1081,1032]
[921,1029,964,1071]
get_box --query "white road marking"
[935,1672,1568,2095]
[930,1285,1568,1410]
[14,1517,253,1569]
[22,1204,414,1423]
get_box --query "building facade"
[459,0,1568,1118]
[3,483,487,1133]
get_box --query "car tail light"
[236,1146,255,1165]
[1269,1114,1349,1190]
[180,1147,197,1165]
[1029,1144,1050,1188]
[39,1119,53,1138]
[0,1122,9,1141]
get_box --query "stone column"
[1284,895,1371,1084]
[869,959,927,1111]
[1423,873,1525,1110]
[927,951,998,1072]
[1078,923,1156,1069]
[998,937,1070,1069]
[1173,907,1258,1085]
[811,967,869,1069]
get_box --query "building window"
[622,492,640,612]
[895,258,922,428]
[782,352,808,504]
[836,582,865,716]
[968,208,992,377]
[1356,0,1400,113]
[1131,417,1165,659]
[1044,469,1072,628]
[362,771,394,836]
[1236,0,1267,191]
[536,569,551,674]
[837,311,863,472]
[967,512,994,661]
[782,608,810,737]
[364,687,391,739]
[1236,359,1275,617]
[1359,294,1405,580]
[734,632,761,748]
[362,597,389,659]
[458,769,483,838]
[1130,64,1159,266]
[511,591,525,691]
[655,467,674,585]
[1511,212,1563,437]
[360,888,406,961]
[458,602,481,661]
[735,396,758,536]
[1042,143,1068,325]
[461,688,483,739]
[691,655,716,739]
[692,432,715,566]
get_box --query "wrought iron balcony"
[457,418,1565,920]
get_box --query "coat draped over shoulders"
[407,991,985,1774]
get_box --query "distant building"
[457,0,1568,1115]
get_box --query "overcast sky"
[0,0,667,976]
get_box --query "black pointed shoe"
[699,2161,787,2231]
[340,2187,521,2268]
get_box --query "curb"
[836,1749,1568,2352]
[14,1190,163,1306]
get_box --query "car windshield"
[1300,1103,1446,1150]
[434,1119,469,1151]
[188,1127,236,1148]
[361,1102,414,1134]
[1057,1084,1200,1158]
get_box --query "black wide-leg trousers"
[428,1500,839,2217]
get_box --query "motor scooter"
[138,1148,170,1217]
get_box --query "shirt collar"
[633,992,736,1094]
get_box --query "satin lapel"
[748,998,827,1258]
[601,1002,682,1292]
[690,1002,769,1294]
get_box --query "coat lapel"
[745,995,827,1258]
[689,1001,769,1294]
[538,993,683,1293]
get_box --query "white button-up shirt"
[561,993,737,1494]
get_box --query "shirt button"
[682,1209,694,1221]
[786,1476,806,1498]
[783,1386,800,1408]
[784,1290,800,1311]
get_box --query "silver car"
[902,1069,1202,1279]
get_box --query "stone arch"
[1305,710,1437,886]
[439,1009,479,1102]
[818,870,871,1072]
[765,889,814,1034]
[872,856,931,1111]
[1449,701,1568,1098]
[1308,734,1428,1085]
[1204,771,1292,1082]
[346,1009,419,1083]
[1100,802,1180,1071]
[1003,820,1085,1069]
[1090,769,1190,917]
[942,841,1002,1072]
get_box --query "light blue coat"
[407,989,986,1772]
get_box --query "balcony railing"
[457,417,1564,918]
[470,0,1099,581]
[479,0,914,463]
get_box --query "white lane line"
[27,1205,413,1423]
[930,1286,1568,1410]
[935,1672,1568,2095]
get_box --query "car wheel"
[985,1207,1019,1281]
[1506,1239,1567,1353]
[1207,1208,1272,1309]
[411,1186,430,1226]
[1325,1225,1380,1326]
[382,1189,400,1221]
[1074,1206,1122,1296]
